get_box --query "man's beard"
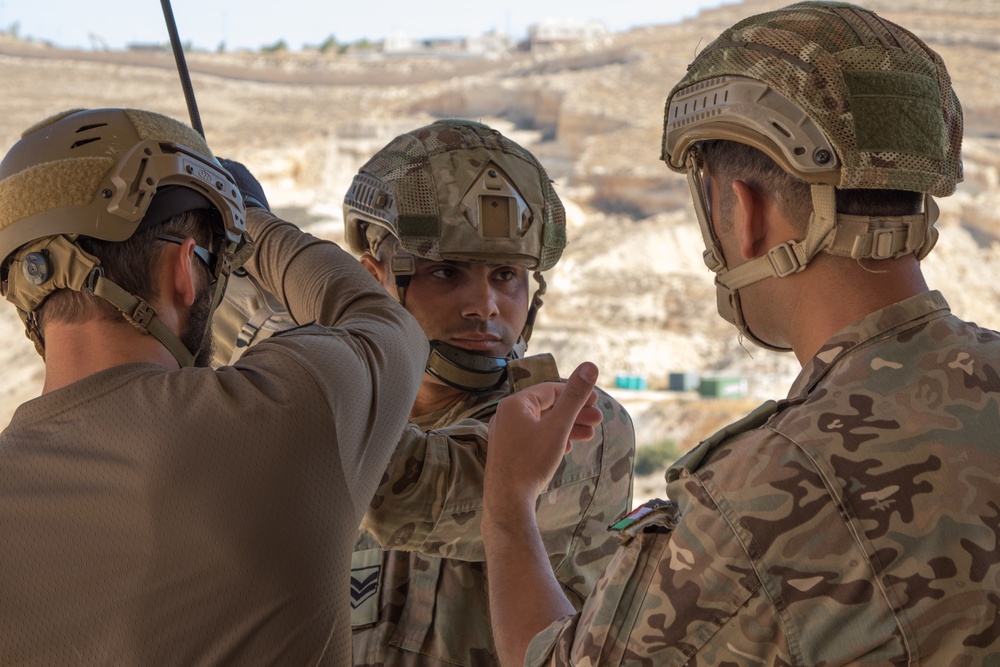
[181,281,215,368]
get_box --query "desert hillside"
[2,0,998,501]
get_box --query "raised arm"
[219,159,428,522]
[482,362,602,667]
[360,385,632,572]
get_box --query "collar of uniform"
[788,290,951,399]
[666,399,779,483]
[411,387,507,430]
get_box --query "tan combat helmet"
[344,119,567,391]
[661,1,963,350]
[0,108,247,366]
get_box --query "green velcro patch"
[397,214,439,238]
[844,70,945,159]
[542,221,566,249]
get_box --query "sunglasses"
[156,234,219,284]
[685,149,726,274]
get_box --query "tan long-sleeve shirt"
[0,209,428,666]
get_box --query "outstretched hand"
[485,362,603,508]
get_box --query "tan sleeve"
[239,208,429,522]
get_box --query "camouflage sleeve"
[362,392,636,572]
[361,418,493,561]
[546,392,635,604]
[523,465,792,666]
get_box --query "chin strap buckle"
[702,246,725,273]
[128,300,156,333]
[767,242,806,277]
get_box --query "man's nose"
[460,275,500,320]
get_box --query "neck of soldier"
[40,316,182,394]
[780,253,929,365]
[410,374,470,420]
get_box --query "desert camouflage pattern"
[526,291,1000,665]
[663,1,963,196]
[353,355,636,666]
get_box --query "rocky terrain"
[2,0,998,502]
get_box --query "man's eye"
[430,268,454,279]
[495,269,516,281]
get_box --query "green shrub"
[260,39,288,53]
[634,439,680,476]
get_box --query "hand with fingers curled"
[485,362,604,508]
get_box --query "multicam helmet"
[0,108,247,366]
[661,1,963,350]
[344,119,566,271]
[344,119,567,391]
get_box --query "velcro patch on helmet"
[397,214,440,239]
[0,157,112,237]
[845,70,945,159]
[543,221,566,249]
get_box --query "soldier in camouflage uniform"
[481,3,1000,665]
[342,119,635,666]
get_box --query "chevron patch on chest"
[350,564,381,608]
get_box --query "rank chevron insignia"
[350,565,381,608]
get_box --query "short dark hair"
[697,140,923,232]
[37,209,216,328]
[373,233,400,265]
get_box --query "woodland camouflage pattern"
[526,291,1000,665]
[353,355,635,666]
[663,1,963,195]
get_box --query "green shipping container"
[698,376,749,399]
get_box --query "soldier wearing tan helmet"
[0,108,427,664]
[480,3,1000,665]
[341,119,635,666]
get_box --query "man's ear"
[731,180,769,261]
[360,254,388,285]
[169,237,200,307]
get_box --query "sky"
[0,0,738,51]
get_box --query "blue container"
[616,374,648,390]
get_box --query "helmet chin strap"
[689,164,941,351]
[424,339,526,392]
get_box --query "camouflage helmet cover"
[662,1,963,196]
[344,119,566,271]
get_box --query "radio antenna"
[160,0,205,138]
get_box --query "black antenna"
[160,0,205,138]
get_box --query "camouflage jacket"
[527,291,1000,665]
[353,355,636,666]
